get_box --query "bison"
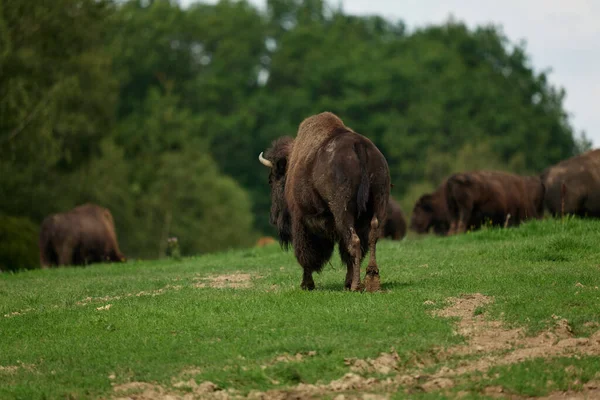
[541,149,600,218]
[409,181,451,236]
[380,197,407,240]
[258,112,390,292]
[256,236,277,247]
[39,203,126,267]
[445,171,544,234]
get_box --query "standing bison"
[380,197,407,240]
[409,181,451,236]
[258,112,390,292]
[541,149,600,218]
[39,203,126,267]
[446,171,544,234]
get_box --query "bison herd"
[410,149,600,236]
[36,111,600,292]
[258,112,600,291]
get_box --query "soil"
[193,273,257,289]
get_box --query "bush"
[0,215,40,272]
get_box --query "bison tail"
[354,143,370,217]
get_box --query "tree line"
[0,0,591,270]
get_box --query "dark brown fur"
[445,171,545,234]
[410,181,451,236]
[39,203,126,268]
[540,149,600,218]
[260,112,390,291]
[380,197,407,240]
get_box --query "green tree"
[0,0,117,221]
[0,215,39,272]
[115,86,256,258]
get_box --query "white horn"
[258,152,273,168]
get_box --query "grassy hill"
[1,218,600,399]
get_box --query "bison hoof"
[364,273,381,293]
[301,281,315,291]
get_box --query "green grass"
[1,218,600,399]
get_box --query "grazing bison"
[39,203,126,268]
[409,181,451,236]
[258,112,390,291]
[446,171,545,234]
[380,197,407,240]
[541,149,600,218]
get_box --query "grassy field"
[1,218,600,399]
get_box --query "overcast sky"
[180,0,600,146]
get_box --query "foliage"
[0,0,591,263]
[0,215,39,272]
[0,0,117,219]
[114,86,256,258]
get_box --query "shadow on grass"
[317,279,414,292]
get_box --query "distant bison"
[410,181,451,236]
[39,203,126,267]
[380,197,406,240]
[541,149,600,218]
[446,171,544,234]
[256,236,277,247]
[258,112,390,291]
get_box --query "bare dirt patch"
[193,272,259,289]
[245,373,392,400]
[112,375,392,400]
[267,350,317,366]
[3,308,33,318]
[537,379,600,400]
[76,285,184,307]
[339,293,600,398]
[112,380,234,400]
[426,293,600,379]
[0,366,19,374]
[0,362,35,374]
[345,350,400,375]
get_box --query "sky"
[180,0,600,147]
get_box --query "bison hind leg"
[293,224,334,291]
[338,227,363,292]
[363,216,381,292]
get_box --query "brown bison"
[445,171,544,234]
[380,197,407,240]
[39,203,126,267]
[409,181,451,236]
[258,112,390,291]
[541,149,600,218]
[256,236,277,247]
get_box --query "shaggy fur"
[260,112,390,291]
[380,197,407,240]
[541,149,600,218]
[445,170,545,234]
[410,180,451,236]
[39,203,126,268]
